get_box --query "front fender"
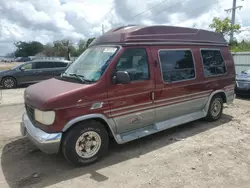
[62,113,118,142]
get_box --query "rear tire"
[62,120,109,166]
[2,77,16,89]
[205,95,223,122]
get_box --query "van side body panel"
[111,45,235,143]
[150,45,209,123]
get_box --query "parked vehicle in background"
[0,60,71,88]
[235,68,250,96]
[15,57,31,62]
[20,25,235,166]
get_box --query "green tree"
[42,43,55,57]
[71,38,96,57]
[209,17,241,36]
[86,37,95,48]
[53,39,76,60]
[230,40,250,52]
[14,41,44,57]
[77,39,87,55]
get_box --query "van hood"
[24,78,92,110]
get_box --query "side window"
[22,63,33,70]
[54,62,68,68]
[159,50,195,82]
[34,62,54,69]
[201,49,226,76]
[116,48,149,81]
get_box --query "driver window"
[116,48,149,81]
[22,63,33,70]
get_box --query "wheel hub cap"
[75,131,101,158]
[4,79,14,88]
[211,99,221,117]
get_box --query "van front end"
[20,112,62,154]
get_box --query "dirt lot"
[0,89,250,188]
[0,62,22,71]
[0,89,25,106]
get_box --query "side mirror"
[20,67,25,71]
[113,71,130,84]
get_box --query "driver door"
[16,62,38,84]
[107,47,156,134]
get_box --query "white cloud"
[0,0,249,56]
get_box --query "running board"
[115,110,206,144]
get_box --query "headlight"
[34,109,55,125]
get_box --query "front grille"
[238,82,245,88]
[25,104,35,125]
[237,81,250,89]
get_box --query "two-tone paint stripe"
[108,90,212,118]
[224,84,235,92]
[154,90,212,104]
[154,93,210,109]
[104,101,153,114]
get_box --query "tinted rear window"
[200,49,226,76]
[159,49,195,82]
[34,62,54,69]
[54,62,68,68]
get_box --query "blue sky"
[60,0,66,5]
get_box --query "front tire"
[2,77,16,89]
[62,120,109,166]
[205,95,223,122]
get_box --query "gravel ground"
[0,89,25,106]
[0,90,250,188]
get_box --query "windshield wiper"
[61,72,84,83]
[62,73,94,83]
[69,73,85,82]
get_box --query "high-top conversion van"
[20,25,235,166]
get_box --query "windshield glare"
[65,46,119,82]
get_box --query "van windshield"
[63,46,119,82]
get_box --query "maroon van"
[20,25,235,166]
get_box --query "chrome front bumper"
[20,113,62,154]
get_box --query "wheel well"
[1,76,17,85]
[63,118,114,139]
[92,118,114,138]
[216,92,227,103]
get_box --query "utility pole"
[102,24,105,34]
[230,0,237,42]
[225,0,243,42]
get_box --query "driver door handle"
[151,92,155,100]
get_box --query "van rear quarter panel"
[197,45,236,90]
[151,45,235,90]
[150,45,235,122]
